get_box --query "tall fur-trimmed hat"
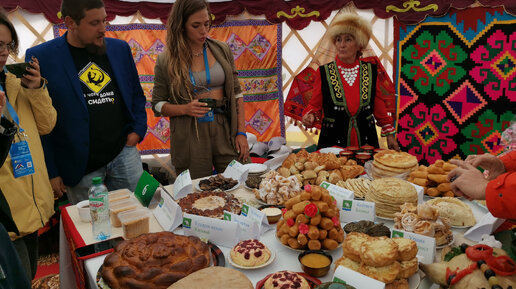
[327,13,372,49]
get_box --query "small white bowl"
[77,200,91,223]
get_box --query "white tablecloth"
[73,183,490,289]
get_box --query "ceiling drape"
[1,0,515,29]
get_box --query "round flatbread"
[373,160,418,174]
[374,150,418,169]
[167,267,253,289]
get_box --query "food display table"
[60,178,491,289]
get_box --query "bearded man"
[26,0,147,204]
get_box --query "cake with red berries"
[230,239,271,267]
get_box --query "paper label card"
[241,204,269,234]
[223,211,260,240]
[321,182,354,206]
[172,169,193,200]
[333,266,385,289]
[340,199,376,223]
[223,160,248,183]
[135,171,161,207]
[153,189,183,231]
[410,183,424,204]
[391,229,436,264]
[182,213,240,248]
[464,212,505,242]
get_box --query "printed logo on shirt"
[78,62,111,94]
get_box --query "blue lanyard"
[0,83,23,132]
[189,45,210,90]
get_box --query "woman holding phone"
[0,10,56,280]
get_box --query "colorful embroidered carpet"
[55,20,283,154]
[394,7,516,165]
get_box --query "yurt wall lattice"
[6,5,395,151]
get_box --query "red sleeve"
[500,150,516,172]
[368,57,396,136]
[302,67,323,126]
[485,171,516,219]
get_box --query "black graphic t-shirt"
[68,44,128,173]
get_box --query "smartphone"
[75,237,125,260]
[5,62,31,78]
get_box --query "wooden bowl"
[298,250,333,277]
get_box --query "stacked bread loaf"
[336,232,419,287]
[276,185,345,250]
[371,150,418,179]
[407,159,457,197]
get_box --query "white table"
[77,184,490,289]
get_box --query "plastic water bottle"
[88,177,111,240]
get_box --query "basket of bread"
[276,185,345,251]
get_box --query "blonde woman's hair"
[165,0,210,102]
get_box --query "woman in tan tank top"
[151,0,249,179]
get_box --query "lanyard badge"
[9,137,35,178]
[1,84,35,178]
[189,45,214,123]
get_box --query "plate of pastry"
[196,174,240,192]
[228,239,276,270]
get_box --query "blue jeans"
[66,145,143,204]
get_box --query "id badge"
[197,110,214,122]
[10,140,35,178]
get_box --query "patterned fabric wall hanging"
[209,20,284,142]
[394,7,516,165]
[54,20,283,154]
